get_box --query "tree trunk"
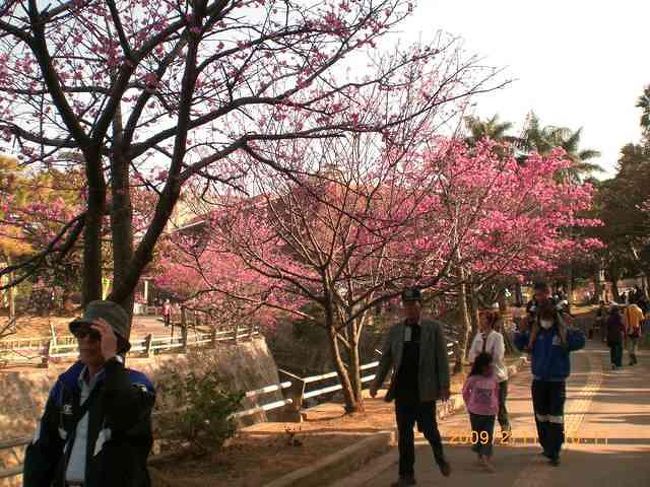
[109,107,135,335]
[565,263,573,313]
[7,257,15,319]
[82,151,106,306]
[326,324,361,413]
[610,274,621,302]
[467,283,480,339]
[457,277,472,359]
[348,332,364,409]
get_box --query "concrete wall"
[0,337,281,486]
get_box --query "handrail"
[245,381,292,399]
[0,325,261,368]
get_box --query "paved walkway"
[340,342,650,486]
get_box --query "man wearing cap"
[369,288,452,487]
[24,300,156,487]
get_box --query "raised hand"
[90,319,118,361]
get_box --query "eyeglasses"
[73,327,101,341]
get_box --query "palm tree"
[464,114,517,144]
[522,113,602,182]
[636,85,650,141]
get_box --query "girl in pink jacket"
[462,352,499,472]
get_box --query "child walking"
[462,352,499,472]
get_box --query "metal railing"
[0,336,459,480]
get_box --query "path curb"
[262,431,394,487]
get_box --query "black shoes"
[391,475,416,486]
[542,450,560,466]
[438,460,452,477]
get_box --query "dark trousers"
[498,380,511,432]
[395,401,445,477]
[628,336,639,365]
[609,342,623,367]
[469,413,495,457]
[532,380,566,459]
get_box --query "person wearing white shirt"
[468,310,511,440]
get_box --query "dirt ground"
[152,393,395,487]
[150,368,479,486]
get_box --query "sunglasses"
[73,326,101,341]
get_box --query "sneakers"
[549,456,561,467]
[391,475,416,486]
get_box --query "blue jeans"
[395,401,446,477]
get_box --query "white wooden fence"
[0,324,260,368]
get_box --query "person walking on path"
[595,300,608,342]
[370,288,452,487]
[24,300,156,487]
[462,352,499,473]
[623,303,644,366]
[162,298,172,327]
[606,306,626,369]
[514,298,586,466]
[468,309,511,441]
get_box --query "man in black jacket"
[24,300,155,487]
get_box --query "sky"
[397,0,650,177]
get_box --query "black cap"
[401,287,422,302]
[69,300,131,352]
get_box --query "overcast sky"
[397,0,649,176]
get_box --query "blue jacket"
[24,360,155,487]
[514,327,585,381]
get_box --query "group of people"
[597,299,647,369]
[372,282,585,486]
[24,279,614,487]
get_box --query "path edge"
[262,431,395,487]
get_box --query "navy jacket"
[24,360,155,487]
[514,327,585,381]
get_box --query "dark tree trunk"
[110,107,135,334]
[82,151,106,306]
[457,279,472,359]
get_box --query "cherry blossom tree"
[0,0,501,325]
[155,131,600,412]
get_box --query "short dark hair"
[533,281,550,292]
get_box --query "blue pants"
[395,401,445,477]
[532,380,566,459]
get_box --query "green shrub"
[157,367,243,455]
